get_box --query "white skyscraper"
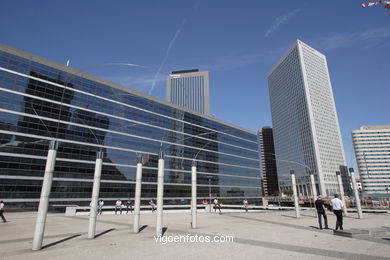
[167,69,210,115]
[267,40,347,196]
[352,125,390,196]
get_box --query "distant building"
[352,125,390,196]
[339,165,353,197]
[267,40,347,196]
[167,69,210,115]
[258,127,279,196]
[355,178,362,192]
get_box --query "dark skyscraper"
[259,127,279,196]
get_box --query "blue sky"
[1,0,389,170]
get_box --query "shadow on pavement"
[281,214,298,219]
[42,234,81,249]
[162,227,168,236]
[139,225,148,233]
[95,228,115,238]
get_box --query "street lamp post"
[309,171,318,217]
[133,154,143,233]
[87,151,104,239]
[156,151,164,237]
[290,170,300,218]
[336,171,348,215]
[266,152,317,213]
[32,140,58,251]
[349,168,363,219]
[191,160,197,228]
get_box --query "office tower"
[0,44,261,209]
[267,40,347,196]
[167,69,210,115]
[258,127,279,196]
[352,125,390,196]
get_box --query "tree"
[284,189,293,196]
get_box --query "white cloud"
[199,47,285,72]
[104,74,166,93]
[265,9,300,38]
[314,26,390,51]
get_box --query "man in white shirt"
[330,194,344,230]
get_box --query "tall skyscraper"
[267,40,347,196]
[258,127,279,196]
[167,69,210,115]
[352,125,390,196]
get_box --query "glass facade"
[0,44,261,209]
[267,40,346,196]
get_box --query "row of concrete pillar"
[32,140,363,250]
[290,169,363,219]
[32,141,199,250]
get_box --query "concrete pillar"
[88,151,103,239]
[191,161,197,229]
[208,177,212,212]
[310,172,317,198]
[156,151,164,237]
[32,140,58,251]
[336,171,348,215]
[290,170,300,218]
[310,172,318,216]
[349,168,363,219]
[133,155,143,233]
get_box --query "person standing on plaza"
[315,195,329,229]
[97,199,104,215]
[149,199,156,212]
[126,199,133,214]
[0,200,6,223]
[115,199,122,214]
[213,198,221,214]
[243,199,249,213]
[330,194,344,230]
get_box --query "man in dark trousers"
[0,200,7,223]
[315,195,328,229]
[331,194,344,230]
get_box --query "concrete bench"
[65,206,90,216]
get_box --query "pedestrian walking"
[97,199,104,215]
[126,199,133,214]
[115,199,122,214]
[330,194,344,230]
[315,195,329,229]
[149,199,156,212]
[243,199,249,212]
[0,200,6,223]
[213,198,221,214]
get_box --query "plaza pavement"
[1,208,390,260]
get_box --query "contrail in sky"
[265,8,300,38]
[149,19,187,95]
[148,1,200,95]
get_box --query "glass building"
[0,44,261,210]
[352,125,390,196]
[267,40,347,197]
[167,69,210,115]
[258,127,279,196]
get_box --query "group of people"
[96,199,134,215]
[95,199,158,215]
[209,198,249,214]
[315,194,345,230]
